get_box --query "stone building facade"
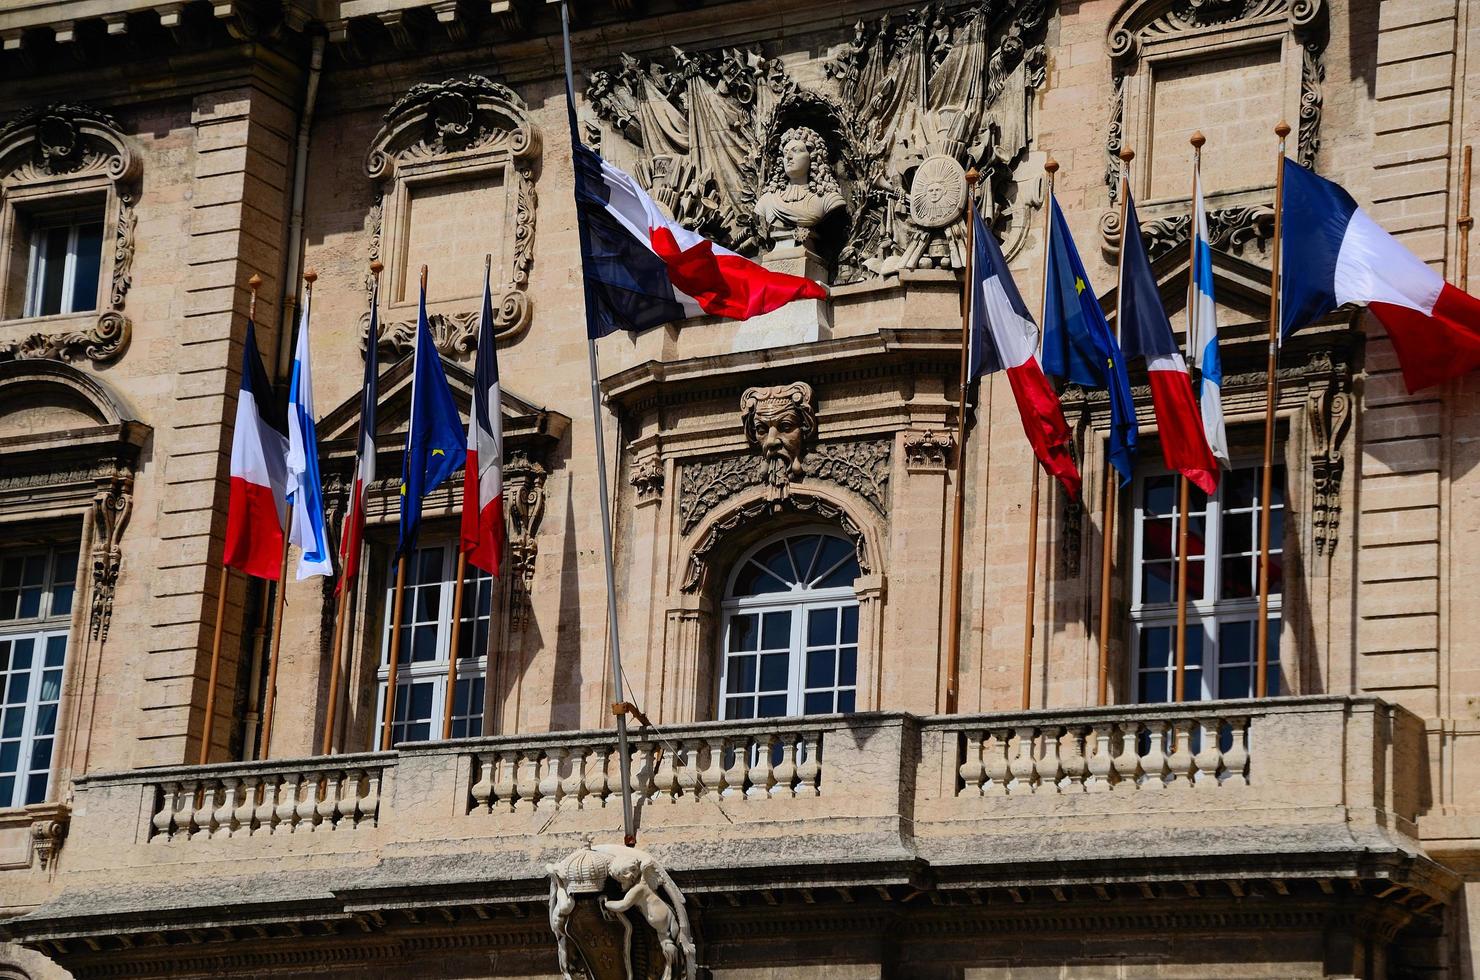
[0,0,1474,976]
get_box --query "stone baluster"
[295,774,321,831]
[586,746,611,809]
[701,738,727,801]
[773,737,799,799]
[958,731,987,797]
[318,773,343,829]
[1141,720,1169,790]
[190,780,215,841]
[1007,726,1037,793]
[238,776,263,836]
[796,732,822,798]
[359,769,382,827]
[723,738,749,799]
[1035,727,1064,793]
[211,777,239,839]
[492,751,518,813]
[983,729,1011,796]
[674,740,702,802]
[562,748,588,811]
[1061,726,1089,792]
[1193,718,1223,789]
[469,754,495,813]
[1167,718,1196,788]
[257,775,282,834]
[1085,724,1115,793]
[747,735,776,800]
[652,743,679,804]
[1112,723,1141,788]
[537,748,564,812]
[276,773,302,832]
[151,783,179,842]
[514,749,540,813]
[1223,717,1251,786]
[340,770,364,827]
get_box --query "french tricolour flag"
[572,142,828,337]
[968,209,1081,499]
[1281,158,1480,392]
[337,290,379,595]
[460,266,505,576]
[224,319,290,580]
[1119,188,1219,495]
[1188,161,1229,467]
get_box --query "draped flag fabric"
[968,210,1081,498]
[1280,158,1480,392]
[397,281,467,557]
[1118,190,1219,496]
[1188,162,1229,467]
[286,296,334,580]
[1042,196,1138,485]
[338,290,379,595]
[460,269,506,576]
[224,320,290,580]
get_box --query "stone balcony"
[1,697,1458,968]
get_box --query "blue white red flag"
[1281,158,1480,392]
[1119,189,1219,496]
[286,293,334,580]
[1188,161,1229,467]
[224,319,289,580]
[337,291,379,594]
[968,209,1081,498]
[460,266,506,576]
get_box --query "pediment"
[1101,247,1275,343]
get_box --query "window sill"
[0,800,69,872]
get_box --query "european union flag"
[1042,196,1138,485]
[397,279,467,557]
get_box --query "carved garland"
[681,494,872,594]
[0,104,139,363]
[361,76,539,358]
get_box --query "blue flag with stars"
[397,278,467,557]
[1042,195,1138,485]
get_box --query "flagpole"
[1019,159,1058,711]
[1460,145,1473,289]
[1173,133,1206,704]
[944,168,978,714]
[260,269,313,758]
[321,261,382,756]
[1098,147,1133,706]
[560,0,637,846]
[442,255,490,740]
[381,264,426,751]
[1255,122,1290,699]
[201,274,263,764]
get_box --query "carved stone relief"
[505,450,547,630]
[361,76,538,358]
[742,382,817,500]
[903,429,956,470]
[1305,355,1351,557]
[89,467,133,642]
[586,0,1050,284]
[1130,205,1275,262]
[0,104,139,364]
[628,452,664,503]
[682,494,873,594]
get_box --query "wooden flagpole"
[321,261,383,755]
[200,278,263,764]
[442,253,490,740]
[261,268,315,758]
[944,168,979,714]
[1460,145,1473,288]
[1097,147,1134,706]
[381,264,427,750]
[1020,158,1058,710]
[1173,132,1206,703]
[1255,122,1290,698]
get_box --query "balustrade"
[148,764,383,841]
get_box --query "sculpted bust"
[742,382,817,493]
[756,127,846,242]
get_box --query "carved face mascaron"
[742,382,817,485]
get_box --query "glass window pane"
[728,615,757,653]
[411,624,438,662]
[1143,475,1175,517]
[37,225,70,316]
[807,608,837,647]
[1139,670,1169,704]
[17,588,42,618]
[1225,468,1256,510]
[32,703,57,738]
[805,649,834,688]
[837,690,856,713]
[25,771,49,806]
[1219,620,1253,664]
[803,691,833,714]
[1221,556,1253,599]
[1140,626,1171,669]
[755,541,795,586]
[759,653,788,692]
[6,673,30,705]
[0,775,13,807]
[732,561,788,596]
[757,694,787,718]
[1142,562,1172,604]
[1219,665,1252,699]
[840,606,858,644]
[1,708,21,739]
[29,737,51,771]
[12,640,32,670]
[727,655,756,694]
[789,535,821,582]
[1222,512,1252,555]
[69,222,104,313]
[1143,518,1173,560]
[39,669,61,701]
[761,611,791,650]
[0,741,18,772]
[0,558,20,588]
[726,696,754,720]
[838,648,857,686]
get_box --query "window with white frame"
[1130,464,1285,703]
[23,213,104,318]
[0,545,77,808]
[374,543,493,745]
[719,530,861,721]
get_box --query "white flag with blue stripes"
[1188,162,1229,468]
[286,291,334,579]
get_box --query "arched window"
[719,530,860,720]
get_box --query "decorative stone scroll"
[505,450,547,630]
[0,104,139,364]
[1305,353,1351,557]
[586,0,1050,284]
[90,466,133,642]
[1119,205,1276,262]
[362,75,539,357]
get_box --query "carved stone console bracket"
[505,450,547,630]
[903,429,956,471]
[362,75,539,358]
[0,103,140,364]
[90,466,134,641]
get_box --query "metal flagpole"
[562,0,638,846]
[1174,132,1206,704]
[322,260,383,755]
[261,268,314,758]
[381,264,426,751]
[1097,147,1134,706]
[1020,158,1058,711]
[201,274,263,764]
[944,167,979,714]
[1255,122,1290,699]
